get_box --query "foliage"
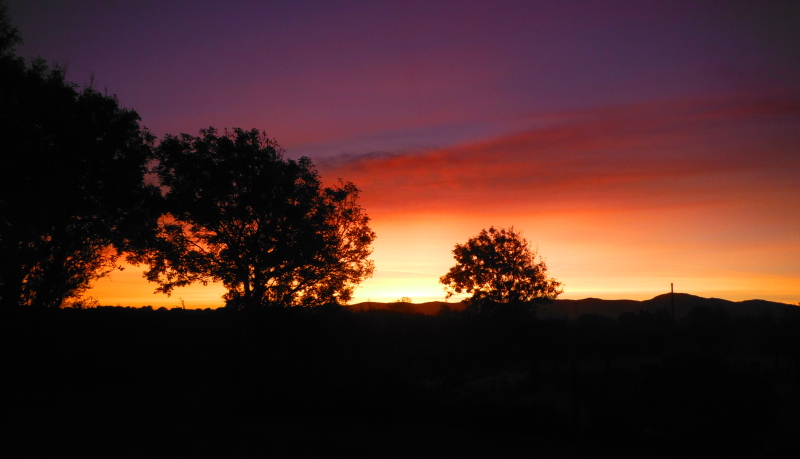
[0,7,157,309]
[0,1,21,58]
[136,128,375,308]
[387,297,417,314]
[440,226,562,311]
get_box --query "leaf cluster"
[0,20,157,309]
[134,128,375,308]
[440,227,562,310]
[1,5,375,310]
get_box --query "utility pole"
[671,283,675,323]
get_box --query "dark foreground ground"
[2,304,799,457]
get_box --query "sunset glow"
[10,0,799,307]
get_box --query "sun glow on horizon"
[85,96,800,308]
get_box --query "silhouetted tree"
[135,128,375,308]
[440,227,562,312]
[387,297,417,314]
[0,5,158,309]
[0,1,21,59]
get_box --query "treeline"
[0,6,374,310]
[6,302,797,370]
[3,304,799,455]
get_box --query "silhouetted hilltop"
[541,297,641,320]
[351,294,797,319]
[347,301,466,315]
[541,293,797,320]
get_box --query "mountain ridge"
[349,293,798,318]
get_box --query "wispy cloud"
[320,93,800,215]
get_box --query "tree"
[0,5,158,309]
[387,297,417,314]
[0,1,21,59]
[136,127,375,308]
[440,226,562,312]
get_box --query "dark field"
[3,303,799,457]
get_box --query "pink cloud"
[319,93,800,216]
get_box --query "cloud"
[311,93,800,304]
[319,93,800,216]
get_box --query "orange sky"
[11,1,799,308]
[87,93,800,307]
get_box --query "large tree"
[0,1,20,59]
[137,127,375,308]
[0,5,158,309]
[440,226,562,312]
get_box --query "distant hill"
[529,293,796,320]
[347,301,464,316]
[350,294,798,319]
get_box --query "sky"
[8,0,800,307]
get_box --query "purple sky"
[8,1,800,306]
[10,1,799,156]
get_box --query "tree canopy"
[136,127,375,308]
[0,1,21,59]
[0,5,158,309]
[440,226,562,312]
